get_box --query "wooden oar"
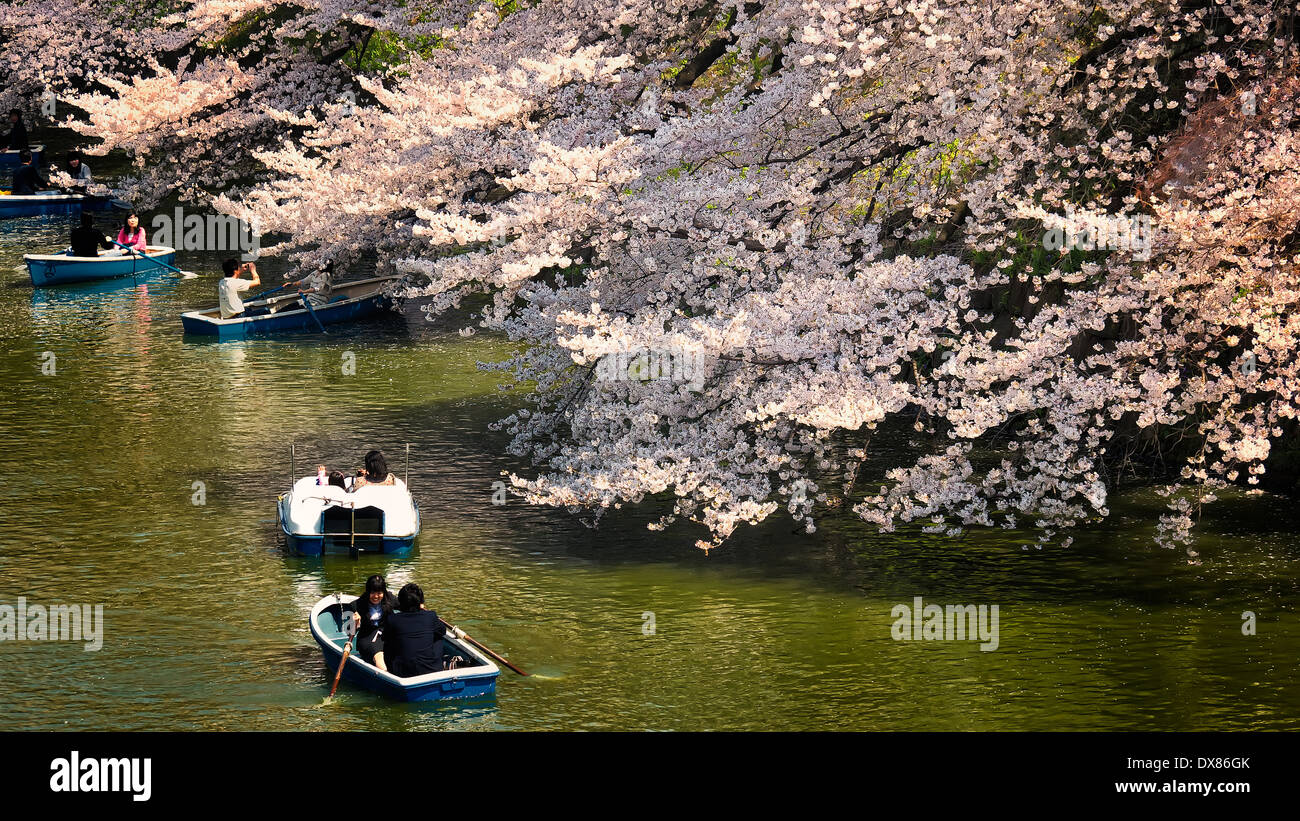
[328,595,359,699]
[107,238,192,276]
[439,617,529,676]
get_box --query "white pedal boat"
[278,475,420,556]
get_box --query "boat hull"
[0,191,113,219]
[309,595,499,702]
[283,531,417,557]
[25,247,177,286]
[182,291,393,337]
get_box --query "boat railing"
[314,497,414,538]
[326,502,377,557]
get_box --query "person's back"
[384,583,445,677]
[352,449,396,489]
[70,215,111,257]
[386,610,444,677]
[11,162,41,195]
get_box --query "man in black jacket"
[10,149,45,194]
[5,109,28,152]
[70,213,113,257]
[383,583,447,677]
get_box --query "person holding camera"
[218,258,260,319]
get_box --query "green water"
[0,212,1297,731]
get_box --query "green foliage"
[493,0,524,18]
[353,30,444,73]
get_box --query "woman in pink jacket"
[116,212,147,253]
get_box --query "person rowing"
[9,149,46,195]
[70,213,114,258]
[302,263,334,305]
[218,258,260,319]
[383,583,464,676]
[286,262,334,307]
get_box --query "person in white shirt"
[218,259,260,319]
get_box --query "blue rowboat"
[309,594,499,702]
[180,274,400,337]
[0,190,114,219]
[24,245,177,286]
[278,474,420,556]
[0,145,43,170]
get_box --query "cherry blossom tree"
[7,1,1297,554]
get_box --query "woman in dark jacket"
[351,575,397,672]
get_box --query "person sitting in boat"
[4,109,28,152]
[351,450,397,490]
[287,261,334,307]
[65,152,91,188]
[116,212,147,253]
[70,213,114,258]
[218,258,260,320]
[10,149,46,195]
[383,583,447,678]
[351,574,397,672]
[328,470,349,490]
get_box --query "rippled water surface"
[1,211,1297,730]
